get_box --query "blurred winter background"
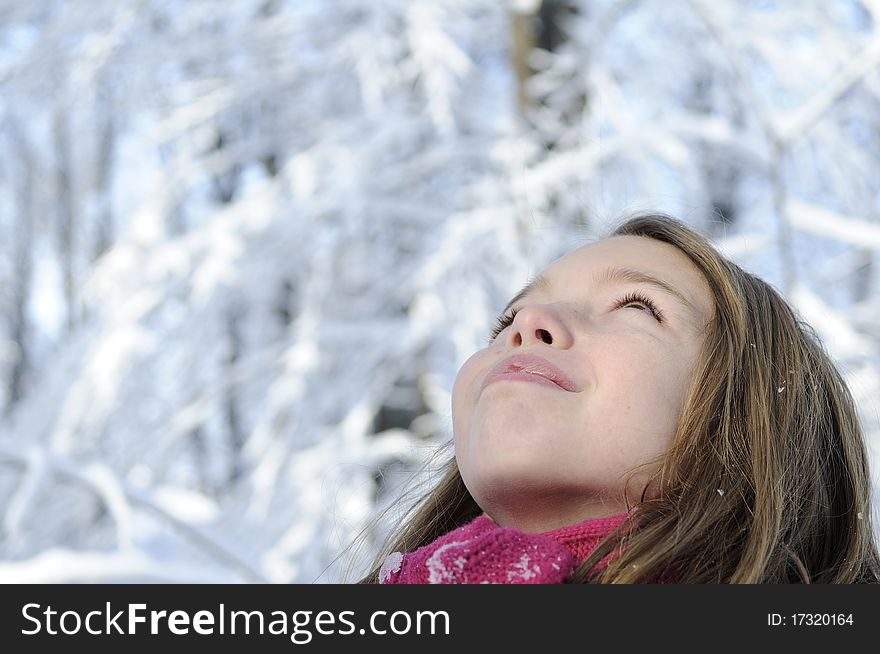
[0,0,879,583]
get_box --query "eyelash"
[614,291,665,323]
[488,290,665,341]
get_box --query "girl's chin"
[462,466,562,504]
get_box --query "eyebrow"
[502,266,697,316]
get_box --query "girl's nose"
[506,304,573,348]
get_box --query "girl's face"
[452,235,715,532]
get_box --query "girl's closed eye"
[489,308,519,342]
[613,290,665,323]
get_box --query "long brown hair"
[355,214,880,583]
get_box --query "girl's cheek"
[453,352,488,404]
[450,359,472,404]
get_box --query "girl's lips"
[480,353,578,393]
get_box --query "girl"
[356,213,880,583]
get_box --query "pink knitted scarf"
[379,512,629,584]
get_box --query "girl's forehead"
[545,236,691,281]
